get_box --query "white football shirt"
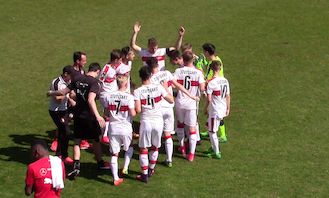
[173,66,205,110]
[134,84,168,120]
[49,76,69,111]
[99,63,118,94]
[206,76,230,118]
[139,48,167,71]
[103,91,135,135]
[150,70,174,108]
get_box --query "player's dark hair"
[110,49,122,62]
[148,37,158,46]
[209,61,221,72]
[121,46,131,57]
[139,66,152,81]
[73,51,86,63]
[182,51,194,63]
[146,57,158,70]
[88,62,101,72]
[181,43,192,52]
[167,50,181,60]
[62,65,72,75]
[202,43,216,55]
[31,139,48,150]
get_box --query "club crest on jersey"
[39,168,47,176]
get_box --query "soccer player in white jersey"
[115,46,135,93]
[147,58,198,167]
[130,21,185,71]
[48,65,75,165]
[173,51,205,162]
[134,66,174,183]
[99,49,122,144]
[103,75,136,186]
[204,61,230,159]
[99,49,122,105]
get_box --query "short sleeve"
[159,85,168,98]
[225,80,230,95]
[128,95,135,109]
[198,71,205,84]
[25,165,34,186]
[173,68,179,79]
[90,80,100,94]
[67,80,75,90]
[166,71,174,81]
[133,89,140,101]
[206,82,213,95]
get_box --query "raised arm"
[130,22,142,52]
[168,26,185,51]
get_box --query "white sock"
[123,147,133,170]
[149,147,159,170]
[139,149,149,175]
[196,122,200,141]
[189,131,197,154]
[164,135,173,162]
[110,156,119,180]
[176,126,185,147]
[103,121,109,137]
[209,131,220,153]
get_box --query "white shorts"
[207,115,222,133]
[175,107,197,127]
[109,134,132,154]
[139,119,164,148]
[161,107,175,133]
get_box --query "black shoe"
[97,160,111,170]
[67,169,80,179]
[136,174,148,183]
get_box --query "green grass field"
[1,0,329,197]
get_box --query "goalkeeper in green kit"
[184,43,227,143]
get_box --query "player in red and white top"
[130,21,185,71]
[102,75,136,186]
[99,49,122,105]
[204,61,230,159]
[168,49,203,143]
[147,58,198,167]
[25,140,65,198]
[114,46,135,93]
[173,51,205,162]
[134,66,174,183]
[99,49,122,144]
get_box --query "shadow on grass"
[66,162,111,184]
[0,134,50,165]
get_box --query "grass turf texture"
[0,0,329,197]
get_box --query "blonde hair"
[116,75,128,88]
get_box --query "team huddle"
[27,21,230,196]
